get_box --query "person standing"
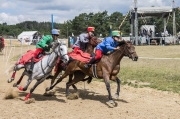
[149,28,153,37]
[0,34,5,52]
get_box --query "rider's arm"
[37,35,51,49]
[104,39,115,51]
[79,34,89,43]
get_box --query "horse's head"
[89,37,102,47]
[52,40,69,63]
[120,40,138,61]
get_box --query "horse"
[49,37,102,90]
[46,40,138,104]
[7,41,69,100]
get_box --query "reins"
[41,43,68,76]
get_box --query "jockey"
[72,27,95,52]
[29,29,59,72]
[84,30,121,68]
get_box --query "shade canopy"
[131,6,173,17]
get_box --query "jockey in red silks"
[29,29,60,72]
[0,34,5,50]
[72,26,95,53]
[84,30,121,68]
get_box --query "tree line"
[0,10,180,39]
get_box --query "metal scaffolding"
[130,0,177,45]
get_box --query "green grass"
[117,45,180,93]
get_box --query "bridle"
[123,42,135,57]
[53,42,68,59]
[90,37,98,46]
[46,42,68,68]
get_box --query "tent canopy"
[132,6,173,17]
[18,31,38,38]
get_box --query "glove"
[106,51,111,55]
[47,44,53,48]
[45,52,51,55]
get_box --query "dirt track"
[0,47,180,119]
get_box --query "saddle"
[16,50,45,65]
[68,50,91,63]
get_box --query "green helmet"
[112,31,120,37]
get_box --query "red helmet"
[87,27,95,32]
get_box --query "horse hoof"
[46,87,50,91]
[109,100,115,105]
[7,78,14,83]
[114,93,119,99]
[13,83,17,87]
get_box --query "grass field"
[119,45,180,94]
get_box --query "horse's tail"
[5,65,15,75]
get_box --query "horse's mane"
[58,39,66,45]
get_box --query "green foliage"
[0,10,180,38]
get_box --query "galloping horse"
[46,40,138,104]
[7,41,69,100]
[49,37,102,89]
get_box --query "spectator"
[0,34,5,51]
[149,28,153,37]
[146,35,149,45]
[143,28,147,36]
[165,29,169,37]
[139,35,142,45]
[161,32,165,46]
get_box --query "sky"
[0,0,179,25]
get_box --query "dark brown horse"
[46,40,138,104]
[49,37,102,89]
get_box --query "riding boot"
[29,57,34,73]
[84,57,96,68]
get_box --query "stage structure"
[130,0,177,45]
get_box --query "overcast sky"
[0,0,179,25]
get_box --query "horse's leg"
[18,76,33,91]
[47,61,78,91]
[48,67,62,88]
[81,76,93,84]
[47,69,73,91]
[13,71,26,87]
[24,79,44,100]
[68,73,78,91]
[102,69,114,104]
[7,67,17,83]
[66,71,86,97]
[113,77,121,99]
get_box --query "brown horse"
[46,40,138,104]
[49,37,102,89]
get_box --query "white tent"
[18,31,41,45]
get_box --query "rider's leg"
[29,57,34,73]
[84,49,102,68]
[29,48,43,73]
